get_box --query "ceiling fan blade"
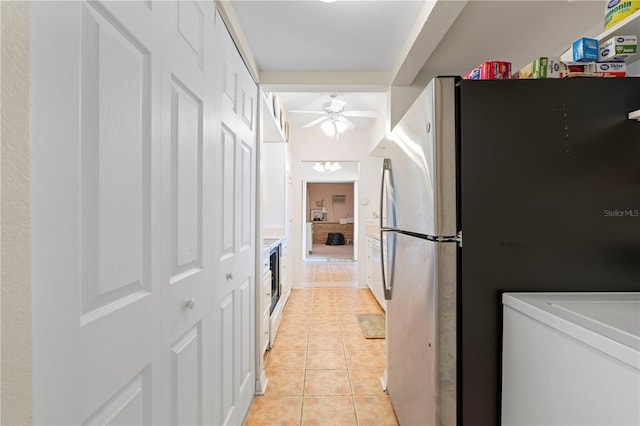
[288,110,325,115]
[342,110,378,118]
[302,116,328,128]
[337,116,357,129]
[330,98,346,112]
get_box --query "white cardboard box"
[599,35,637,61]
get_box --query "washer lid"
[503,292,640,369]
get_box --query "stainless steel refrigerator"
[380,76,640,426]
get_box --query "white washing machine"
[502,292,640,426]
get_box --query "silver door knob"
[184,297,196,310]
[226,273,233,280]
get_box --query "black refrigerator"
[380,76,640,425]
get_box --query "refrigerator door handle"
[380,158,396,300]
[380,229,393,300]
[380,158,395,231]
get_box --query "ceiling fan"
[289,95,378,138]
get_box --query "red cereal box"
[463,61,512,80]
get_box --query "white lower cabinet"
[269,238,290,348]
[367,236,386,311]
[260,270,271,355]
[255,248,271,394]
[280,239,291,302]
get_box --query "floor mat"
[357,313,386,339]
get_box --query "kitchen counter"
[263,237,283,252]
[366,224,380,240]
[263,227,285,250]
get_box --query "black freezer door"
[457,78,640,425]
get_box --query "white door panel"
[32,2,161,423]
[159,27,211,426]
[32,2,255,425]
[169,324,203,426]
[79,2,152,322]
[220,127,238,259]
[176,0,204,69]
[169,76,203,282]
[157,1,217,425]
[211,11,256,425]
[240,141,253,249]
[237,278,253,394]
[83,370,151,426]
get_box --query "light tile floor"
[301,262,358,284]
[244,283,398,425]
[306,243,354,261]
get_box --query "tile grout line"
[336,287,361,426]
[299,288,313,426]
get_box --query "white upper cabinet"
[260,92,290,234]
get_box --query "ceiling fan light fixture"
[313,162,326,172]
[321,120,335,136]
[335,120,348,134]
[313,161,341,172]
[292,94,377,137]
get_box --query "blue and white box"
[572,38,599,62]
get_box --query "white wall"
[628,58,640,76]
[289,126,382,288]
[1,2,33,424]
[307,182,354,223]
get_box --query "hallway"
[244,264,398,425]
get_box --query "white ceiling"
[229,0,424,132]
[227,1,606,132]
[230,1,424,72]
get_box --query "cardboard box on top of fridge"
[604,0,640,30]
[591,62,627,77]
[572,38,599,62]
[516,57,566,79]
[561,38,599,63]
[564,62,627,78]
[598,35,637,61]
[463,61,511,80]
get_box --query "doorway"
[306,182,356,261]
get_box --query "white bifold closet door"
[210,10,258,426]
[31,1,256,424]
